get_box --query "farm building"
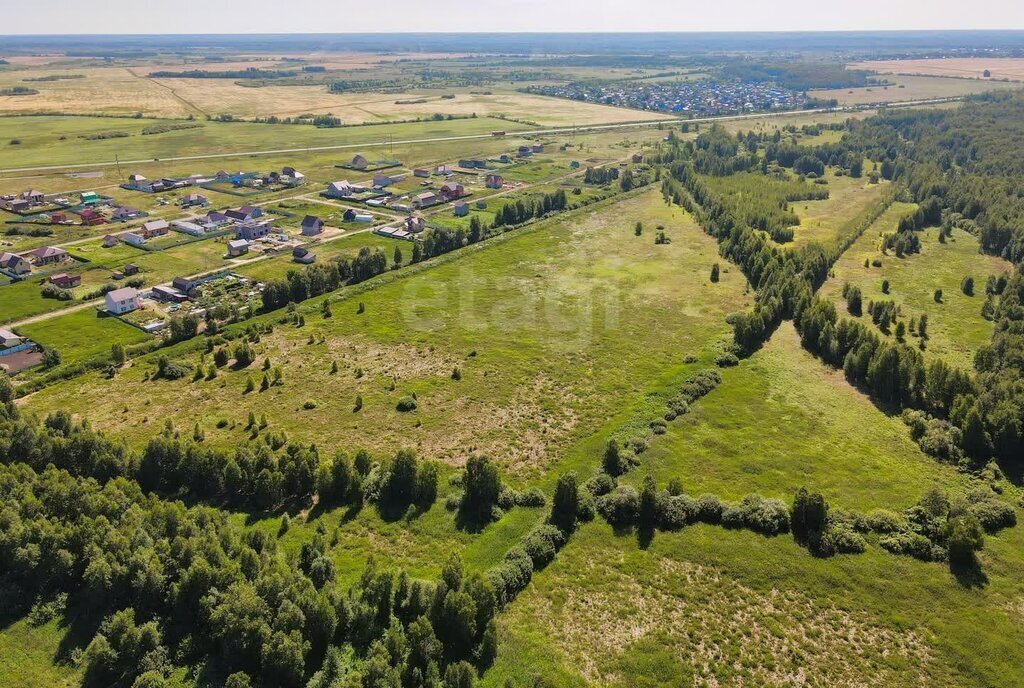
[236,223,270,241]
[532,144,543,153]
[127,174,147,188]
[152,285,186,302]
[476,200,488,210]
[80,191,102,205]
[49,273,80,289]
[434,164,452,175]
[79,209,106,226]
[102,235,120,248]
[350,154,369,170]
[293,247,316,264]
[517,146,532,157]
[373,174,396,188]
[453,202,469,217]
[497,154,511,163]
[123,232,146,247]
[485,175,503,189]
[326,181,355,198]
[354,213,373,223]
[124,264,139,276]
[28,246,69,266]
[440,182,465,200]
[105,287,141,314]
[181,193,208,208]
[413,169,430,178]
[227,239,250,257]
[300,215,324,236]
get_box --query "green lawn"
[820,209,1012,369]
[788,168,889,250]
[17,307,151,365]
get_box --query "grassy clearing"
[0,616,81,688]
[488,324,1024,688]
[17,308,151,365]
[788,169,888,249]
[820,211,1012,369]
[20,189,750,483]
[631,323,963,509]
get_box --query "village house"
[373,174,396,188]
[350,154,369,170]
[102,234,120,248]
[434,164,452,175]
[80,191,103,205]
[531,144,543,153]
[127,174,147,188]
[28,246,69,266]
[22,189,46,205]
[181,193,208,208]
[325,181,355,199]
[517,146,532,157]
[485,174,503,189]
[49,273,81,289]
[300,215,324,236]
[123,263,139,276]
[139,219,170,238]
[404,215,427,233]
[292,247,316,264]
[0,252,31,275]
[79,209,106,226]
[171,220,206,237]
[453,202,469,217]
[111,206,143,222]
[200,211,231,228]
[476,200,488,210]
[123,232,146,247]
[440,182,465,200]
[227,239,250,257]
[225,206,263,223]
[282,167,305,187]
[172,276,197,295]
[49,212,68,224]
[413,192,439,209]
[105,287,141,314]
[235,223,269,241]
[0,328,25,349]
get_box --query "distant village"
[525,79,811,116]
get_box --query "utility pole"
[115,154,122,181]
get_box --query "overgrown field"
[20,189,750,479]
[488,324,1024,688]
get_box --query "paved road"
[0,97,963,176]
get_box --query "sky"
[1,0,1023,34]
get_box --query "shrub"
[714,352,738,367]
[879,532,941,561]
[522,525,566,568]
[515,487,546,508]
[585,472,616,497]
[302,400,317,410]
[695,494,725,524]
[396,396,417,412]
[968,499,1016,533]
[864,509,907,533]
[725,494,790,535]
[817,522,867,556]
[657,493,697,530]
[945,514,984,565]
[596,486,639,527]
